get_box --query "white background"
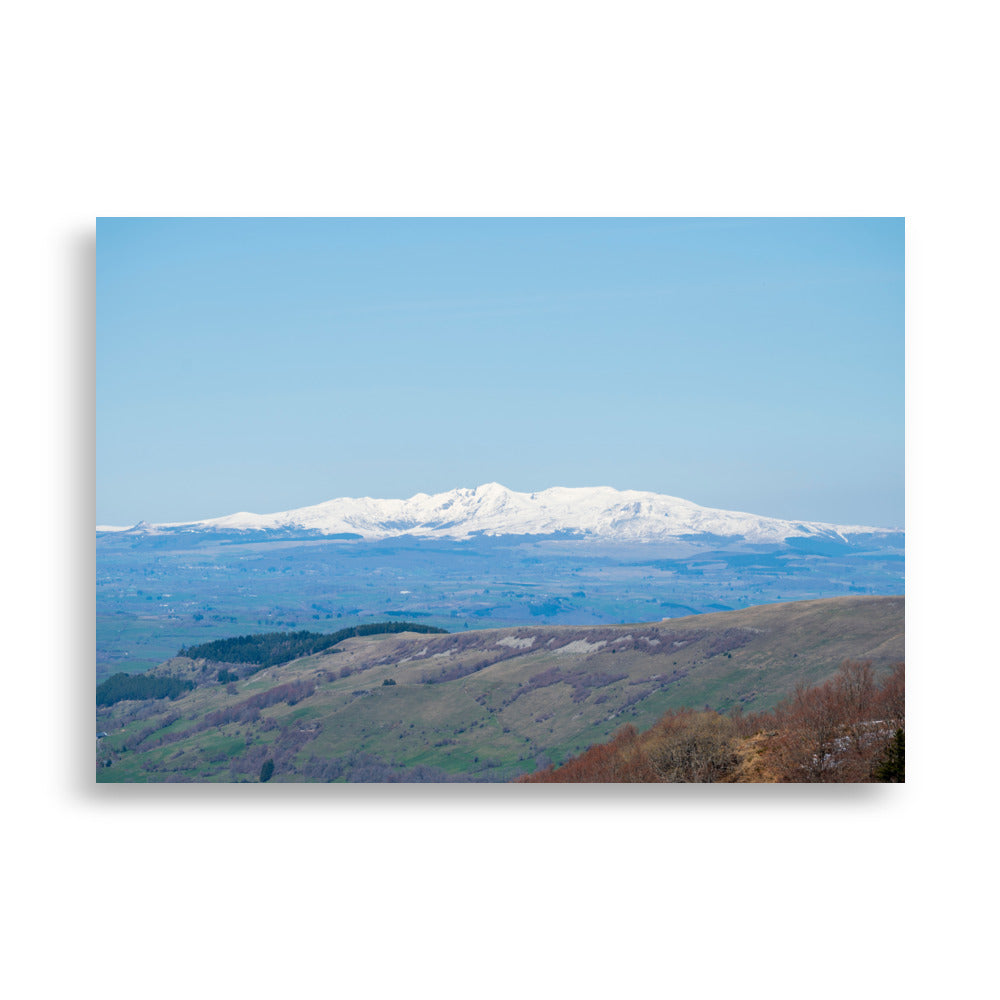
[3,2,996,997]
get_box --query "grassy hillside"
[519,660,905,783]
[95,595,903,782]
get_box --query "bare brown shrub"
[643,710,740,782]
[755,661,903,782]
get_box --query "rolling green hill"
[95,595,903,782]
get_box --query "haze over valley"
[97,484,903,680]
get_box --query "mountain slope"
[96,595,904,782]
[100,483,900,545]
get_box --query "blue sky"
[97,218,903,528]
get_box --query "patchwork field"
[97,533,904,680]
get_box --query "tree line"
[96,672,195,707]
[177,621,448,671]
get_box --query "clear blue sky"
[97,218,903,528]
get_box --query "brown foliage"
[515,660,905,783]
[518,725,658,782]
[739,661,905,782]
[643,710,740,782]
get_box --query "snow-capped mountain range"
[97,483,900,546]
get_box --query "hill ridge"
[97,596,904,782]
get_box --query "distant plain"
[97,532,904,681]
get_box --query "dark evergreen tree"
[96,673,195,707]
[873,728,905,782]
[178,621,447,672]
[259,759,275,783]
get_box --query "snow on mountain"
[103,484,898,545]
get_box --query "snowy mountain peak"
[101,484,900,546]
